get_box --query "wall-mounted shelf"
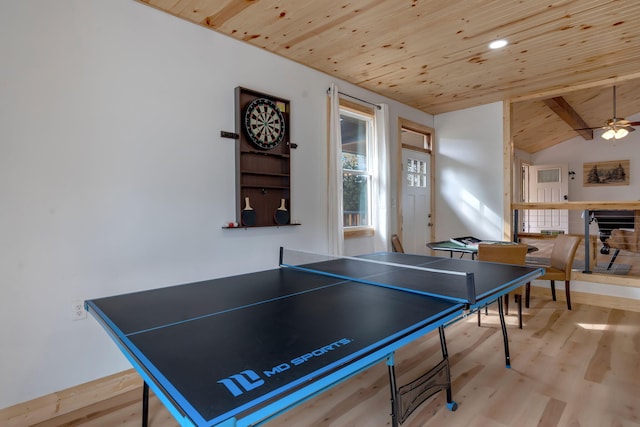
[240,171,290,177]
[241,186,290,191]
[240,149,291,158]
[222,223,301,230]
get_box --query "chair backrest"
[391,234,405,253]
[477,243,528,265]
[549,234,582,278]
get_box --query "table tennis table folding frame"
[85,249,543,427]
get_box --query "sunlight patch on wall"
[438,140,503,239]
[461,189,501,234]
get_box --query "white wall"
[0,1,434,408]
[434,102,505,241]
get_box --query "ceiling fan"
[576,85,640,140]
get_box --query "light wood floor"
[65,298,640,427]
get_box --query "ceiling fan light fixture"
[614,128,629,139]
[601,127,629,140]
[601,129,615,140]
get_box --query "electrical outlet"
[71,300,87,321]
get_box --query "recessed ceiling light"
[489,39,508,49]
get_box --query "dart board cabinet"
[234,87,293,227]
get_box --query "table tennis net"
[279,248,477,304]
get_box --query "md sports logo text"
[217,338,352,397]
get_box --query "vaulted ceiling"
[512,79,640,153]
[137,0,640,153]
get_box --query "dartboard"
[243,98,286,150]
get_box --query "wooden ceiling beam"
[542,97,593,140]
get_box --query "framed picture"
[583,160,630,187]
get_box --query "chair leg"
[565,280,572,310]
[515,294,523,329]
[525,282,530,308]
[607,249,620,270]
[504,293,509,315]
[550,280,556,301]
[477,310,481,326]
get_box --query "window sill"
[344,227,375,239]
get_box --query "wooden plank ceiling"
[137,0,640,153]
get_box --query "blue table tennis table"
[85,248,544,427]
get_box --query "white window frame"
[340,100,376,238]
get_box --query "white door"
[526,163,569,233]
[401,149,431,254]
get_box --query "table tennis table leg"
[387,355,400,427]
[496,296,511,368]
[386,328,457,426]
[142,381,149,427]
[438,326,455,409]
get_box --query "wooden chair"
[525,234,581,310]
[391,234,405,253]
[477,243,529,329]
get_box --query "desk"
[85,248,543,426]
[427,240,538,260]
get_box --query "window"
[406,158,428,188]
[340,103,374,234]
[537,168,561,183]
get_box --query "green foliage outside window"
[342,154,369,226]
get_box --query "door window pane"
[537,168,560,183]
[407,158,427,188]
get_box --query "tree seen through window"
[341,111,371,227]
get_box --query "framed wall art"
[583,160,630,187]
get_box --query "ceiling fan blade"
[606,120,639,127]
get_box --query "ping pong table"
[85,248,543,427]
